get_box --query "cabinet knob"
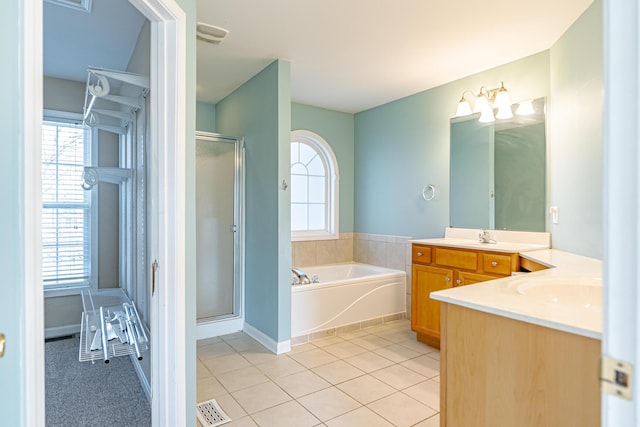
[491,261,498,267]
[456,279,462,285]
[445,277,451,282]
[417,252,423,257]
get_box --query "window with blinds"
[42,118,92,288]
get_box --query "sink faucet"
[291,268,311,285]
[478,229,496,244]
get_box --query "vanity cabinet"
[411,243,519,347]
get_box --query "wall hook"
[282,179,288,190]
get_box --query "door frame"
[21,0,188,425]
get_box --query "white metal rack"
[79,288,149,364]
[82,67,149,135]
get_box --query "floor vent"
[196,399,231,427]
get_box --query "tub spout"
[292,268,311,285]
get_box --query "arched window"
[290,130,339,240]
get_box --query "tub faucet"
[478,229,497,244]
[292,268,311,285]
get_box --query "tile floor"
[196,319,440,426]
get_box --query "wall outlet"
[550,206,559,224]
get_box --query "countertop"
[430,248,603,339]
[411,237,549,253]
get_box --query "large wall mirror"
[450,97,546,232]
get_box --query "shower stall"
[195,132,245,338]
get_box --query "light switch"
[550,206,559,224]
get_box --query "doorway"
[195,132,245,338]
[21,0,188,424]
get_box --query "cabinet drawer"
[482,253,513,276]
[434,248,477,270]
[412,245,432,264]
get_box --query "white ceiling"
[197,0,593,113]
[44,0,146,82]
[44,0,594,114]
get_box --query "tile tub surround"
[292,233,355,267]
[196,319,441,427]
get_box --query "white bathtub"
[291,262,407,338]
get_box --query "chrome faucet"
[291,268,311,285]
[478,229,496,244]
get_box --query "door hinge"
[601,355,632,400]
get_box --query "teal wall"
[291,103,355,232]
[354,52,550,239]
[196,101,216,132]
[0,0,23,423]
[549,0,603,258]
[216,60,292,343]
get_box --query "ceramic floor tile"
[289,348,339,369]
[427,350,440,361]
[336,374,396,405]
[403,379,440,411]
[336,329,370,340]
[432,375,440,383]
[373,329,416,344]
[212,393,248,420]
[197,358,212,379]
[367,392,436,427]
[288,342,318,354]
[198,341,237,361]
[197,376,227,402]
[223,334,264,352]
[413,413,440,427]
[240,348,280,365]
[325,406,394,427]
[370,364,428,390]
[312,360,365,385]
[231,381,291,414]
[216,366,270,392]
[297,387,361,422]
[203,353,252,376]
[395,339,435,355]
[373,344,421,363]
[400,355,440,379]
[251,400,320,427]
[273,369,331,398]
[311,336,345,348]
[345,351,395,373]
[222,416,259,427]
[197,336,222,347]
[255,356,307,379]
[322,341,368,359]
[349,335,393,350]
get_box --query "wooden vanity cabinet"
[411,243,519,347]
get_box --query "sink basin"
[506,276,602,309]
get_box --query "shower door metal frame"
[195,131,245,329]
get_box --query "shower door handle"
[230,224,237,233]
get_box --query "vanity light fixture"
[455,81,513,122]
[515,99,535,116]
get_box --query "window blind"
[42,120,91,287]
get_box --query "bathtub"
[291,262,407,338]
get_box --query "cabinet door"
[412,264,453,339]
[457,271,499,286]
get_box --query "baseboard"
[130,355,151,402]
[196,317,244,340]
[45,324,81,339]
[243,322,291,355]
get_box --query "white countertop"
[430,249,603,339]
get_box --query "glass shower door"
[195,133,243,322]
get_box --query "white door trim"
[22,0,188,425]
[21,0,45,424]
[602,0,640,424]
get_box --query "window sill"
[291,231,339,242]
[44,283,93,298]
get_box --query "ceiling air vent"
[45,0,92,13]
[196,22,229,45]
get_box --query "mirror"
[450,97,546,232]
